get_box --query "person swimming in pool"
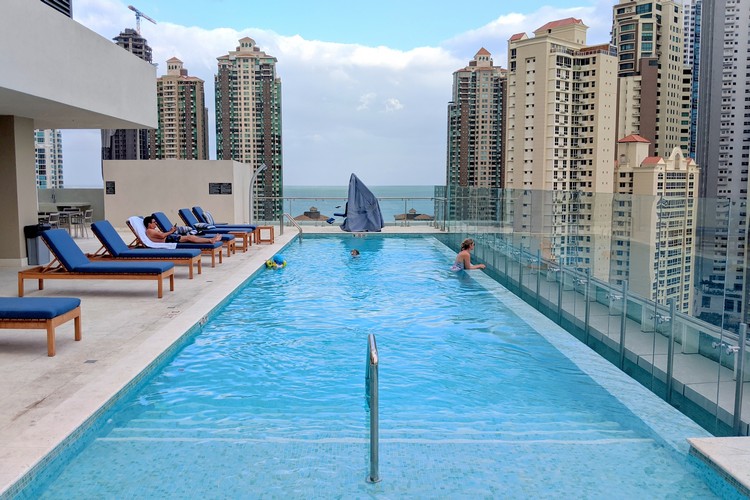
[451,238,486,271]
[351,249,360,257]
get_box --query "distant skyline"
[64,0,615,187]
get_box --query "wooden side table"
[254,226,274,245]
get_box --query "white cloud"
[356,93,377,111]
[384,98,403,112]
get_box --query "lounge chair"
[0,297,81,356]
[153,212,236,257]
[90,220,202,279]
[126,216,224,268]
[18,229,175,299]
[178,208,252,252]
[192,206,257,232]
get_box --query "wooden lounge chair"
[90,220,202,279]
[192,206,257,232]
[178,208,252,252]
[18,229,175,299]
[0,297,81,356]
[152,212,236,258]
[127,216,224,268]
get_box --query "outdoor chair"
[90,220,202,279]
[0,297,81,356]
[127,215,224,268]
[178,208,251,252]
[18,229,175,299]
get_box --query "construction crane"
[128,5,157,35]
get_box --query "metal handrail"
[365,334,380,483]
[281,213,303,239]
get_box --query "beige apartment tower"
[149,58,208,160]
[215,38,283,221]
[612,0,690,158]
[446,48,507,220]
[613,135,699,314]
[505,18,618,277]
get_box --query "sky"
[64,0,616,187]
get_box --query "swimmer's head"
[351,249,360,257]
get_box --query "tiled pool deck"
[0,224,748,496]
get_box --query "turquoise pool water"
[16,236,729,498]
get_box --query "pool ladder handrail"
[365,333,380,483]
[281,213,303,240]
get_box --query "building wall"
[102,160,251,229]
[0,0,157,130]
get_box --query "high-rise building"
[34,129,64,188]
[612,0,690,159]
[505,18,618,277]
[101,28,152,161]
[149,58,208,160]
[694,0,750,329]
[216,37,283,221]
[446,48,506,220]
[683,0,702,159]
[613,135,699,314]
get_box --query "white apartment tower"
[612,0,690,159]
[613,135,699,314]
[34,129,63,188]
[505,18,618,277]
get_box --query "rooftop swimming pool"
[12,236,739,498]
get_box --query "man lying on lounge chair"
[143,215,221,244]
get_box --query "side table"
[254,226,275,245]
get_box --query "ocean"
[281,185,438,223]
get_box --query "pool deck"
[0,223,748,496]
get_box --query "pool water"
[19,236,726,498]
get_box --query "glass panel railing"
[438,187,748,437]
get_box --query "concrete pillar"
[0,116,38,266]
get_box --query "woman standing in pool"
[451,238,486,271]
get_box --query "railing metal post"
[557,268,564,324]
[733,324,747,435]
[666,299,676,404]
[618,280,629,370]
[366,334,380,483]
[584,268,591,346]
[536,249,541,309]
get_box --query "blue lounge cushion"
[42,229,91,271]
[118,249,200,259]
[92,220,200,258]
[0,297,80,320]
[41,229,173,274]
[75,261,173,274]
[91,220,131,257]
[192,206,255,231]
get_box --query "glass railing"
[438,187,749,437]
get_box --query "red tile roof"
[618,134,651,143]
[509,33,525,41]
[641,156,663,165]
[536,18,584,32]
[476,47,491,55]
